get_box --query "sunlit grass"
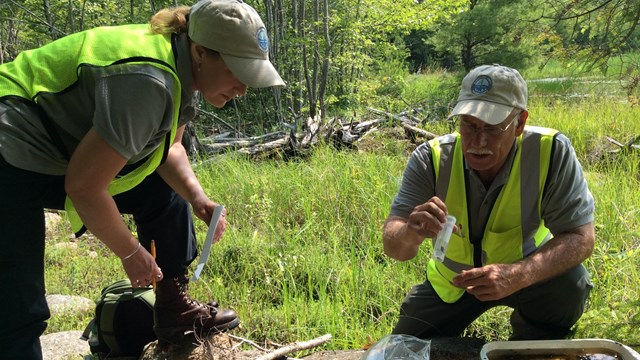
[44,75,640,352]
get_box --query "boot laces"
[176,277,211,310]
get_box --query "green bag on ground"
[81,279,157,359]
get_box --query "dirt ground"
[140,333,485,360]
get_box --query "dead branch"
[255,334,333,360]
[605,136,640,152]
[401,123,437,142]
[226,334,269,352]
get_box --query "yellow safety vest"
[427,126,558,303]
[0,24,181,235]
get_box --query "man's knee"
[510,265,593,339]
[550,265,593,320]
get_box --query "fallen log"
[238,136,290,156]
[402,123,437,142]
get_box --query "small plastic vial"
[433,215,456,262]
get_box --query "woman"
[0,0,284,358]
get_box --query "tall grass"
[43,76,640,353]
[528,99,640,346]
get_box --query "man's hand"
[406,196,450,238]
[452,264,523,301]
[383,196,455,261]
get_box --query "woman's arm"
[156,125,226,241]
[65,127,161,286]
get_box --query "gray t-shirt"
[389,130,594,240]
[0,33,195,175]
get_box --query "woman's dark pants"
[0,158,197,359]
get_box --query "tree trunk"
[43,0,55,40]
[301,0,316,119]
[318,0,331,122]
[290,0,302,118]
[67,0,75,33]
[272,0,284,125]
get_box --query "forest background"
[2,0,640,355]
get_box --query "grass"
[43,71,640,354]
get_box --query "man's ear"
[515,110,529,135]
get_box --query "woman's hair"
[150,6,190,35]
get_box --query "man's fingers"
[453,269,488,288]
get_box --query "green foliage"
[5,0,638,134]
[424,0,543,71]
[537,0,640,71]
[294,0,466,114]
[402,71,459,120]
[352,63,459,118]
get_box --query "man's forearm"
[512,222,595,289]
[383,216,424,261]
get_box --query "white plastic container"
[480,339,640,360]
[433,215,456,262]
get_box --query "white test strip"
[191,205,224,282]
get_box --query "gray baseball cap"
[448,64,527,125]
[188,0,285,88]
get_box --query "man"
[382,64,595,340]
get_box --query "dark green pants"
[0,157,198,359]
[392,264,592,340]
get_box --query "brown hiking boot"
[153,274,239,345]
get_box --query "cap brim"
[221,54,285,88]
[447,100,514,125]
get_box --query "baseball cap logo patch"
[471,75,492,95]
[257,27,269,53]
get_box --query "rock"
[52,242,78,251]
[46,294,95,318]
[45,212,63,229]
[40,330,89,360]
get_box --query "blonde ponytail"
[150,6,190,35]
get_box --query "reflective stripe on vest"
[427,126,558,303]
[0,24,181,235]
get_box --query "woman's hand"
[192,195,227,243]
[120,242,164,288]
